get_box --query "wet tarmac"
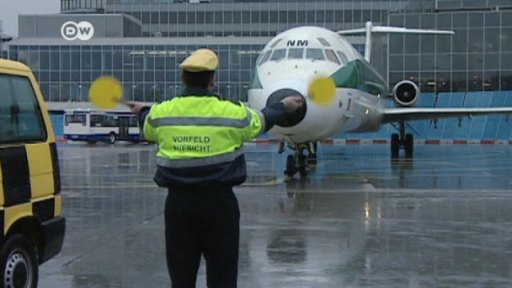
[40,143,512,288]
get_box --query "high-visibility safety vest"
[144,95,265,169]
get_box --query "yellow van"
[0,58,65,287]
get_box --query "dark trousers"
[165,188,240,288]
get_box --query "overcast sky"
[0,0,60,37]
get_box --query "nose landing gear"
[283,142,317,179]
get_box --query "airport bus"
[63,109,141,144]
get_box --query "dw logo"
[61,21,95,41]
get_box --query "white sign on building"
[61,21,95,41]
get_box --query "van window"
[0,74,46,143]
[65,114,86,125]
[91,114,118,127]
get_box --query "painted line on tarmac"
[62,183,158,190]
[64,177,285,189]
[61,173,151,177]
[242,177,284,186]
[281,188,512,195]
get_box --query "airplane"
[247,22,512,178]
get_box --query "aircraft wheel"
[391,133,400,157]
[405,133,414,157]
[306,154,317,166]
[298,154,307,177]
[285,155,296,177]
[307,142,318,169]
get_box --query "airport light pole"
[0,20,3,57]
[0,20,13,58]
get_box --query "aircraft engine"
[392,80,420,107]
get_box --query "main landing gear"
[391,121,414,158]
[282,142,317,179]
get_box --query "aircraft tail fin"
[337,21,454,63]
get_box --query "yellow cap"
[179,49,219,72]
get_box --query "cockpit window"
[288,48,304,59]
[306,48,324,61]
[325,49,340,64]
[270,38,282,48]
[258,50,272,65]
[317,37,331,47]
[270,49,287,61]
[336,51,348,64]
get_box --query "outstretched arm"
[125,101,151,127]
[260,96,304,131]
[125,101,155,141]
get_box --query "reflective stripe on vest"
[156,147,244,168]
[148,107,252,129]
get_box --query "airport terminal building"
[3,0,512,140]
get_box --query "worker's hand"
[124,101,145,115]
[281,96,305,113]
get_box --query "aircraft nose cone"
[266,88,307,127]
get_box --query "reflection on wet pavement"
[40,143,512,287]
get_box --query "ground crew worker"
[126,48,304,288]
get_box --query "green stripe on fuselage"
[330,59,390,96]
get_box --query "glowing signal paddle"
[89,76,124,110]
[308,76,336,107]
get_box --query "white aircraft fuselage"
[248,26,388,144]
